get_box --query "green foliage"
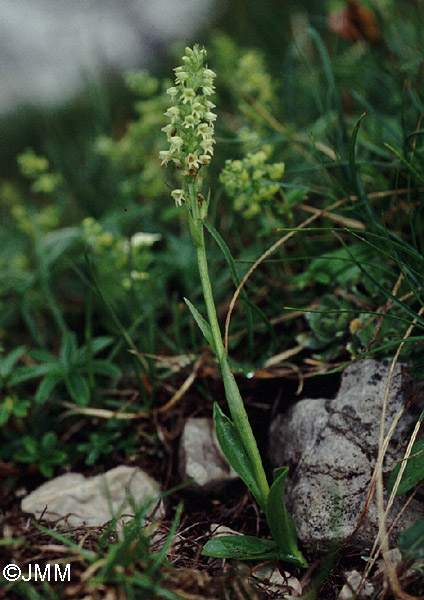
[77,430,121,465]
[202,535,280,561]
[398,518,424,560]
[95,70,169,204]
[17,147,63,194]
[12,332,120,405]
[213,403,265,510]
[14,431,68,477]
[388,440,424,497]
[0,394,30,427]
[266,467,307,566]
[184,298,216,355]
[5,499,183,600]
[300,295,352,358]
[0,346,27,390]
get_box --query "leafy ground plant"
[159,44,307,568]
[11,332,120,406]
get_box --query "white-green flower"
[166,86,178,98]
[181,87,196,104]
[171,189,186,206]
[200,138,215,154]
[164,106,180,122]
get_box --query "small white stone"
[179,417,238,491]
[338,570,374,600]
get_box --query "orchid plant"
[160,45,307,567]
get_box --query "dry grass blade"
[158,354,204,414]
[356,305,424,599]
[298,202,366,229]
[58,400,149,420]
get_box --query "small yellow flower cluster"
[159,45,216,206]
[82,218,116,255]
[236,51,274,106]
[220,146,285,217]
[17,148,63,194]
[82,219,161,292]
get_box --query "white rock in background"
[21,465,163,527]
[0,0,217,114]
[269,359,424,550]
[337,570,374,600]
[179,417,238,491]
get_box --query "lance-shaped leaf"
[388,440,424,496]
[213,403,266,510]
[202,534,280,560]
[184,297,216,355]
[398,517,424,560]
[266,467,308,568]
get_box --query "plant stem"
[188,198,270,504]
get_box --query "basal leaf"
[388,440,424,496]
[202,535,280,560]
[266,467,308,568]
[398,517,424,559]
[213,403,265,510]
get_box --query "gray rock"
[269,359,423,550]
[21,465,163,528]
[179,417,238,492]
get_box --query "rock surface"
[179,417,238,491]
[269,359,423,550]
[21,465,162,528]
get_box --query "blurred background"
[1,0,333,164]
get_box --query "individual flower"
[171,189,186,206]
[200,138,215,154]
[181,88,196,104]
[166,86,178,98]
[164,106,180,122]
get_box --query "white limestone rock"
[21,465,163,528]
[179,417,238,492]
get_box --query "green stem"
[188,199,269,505]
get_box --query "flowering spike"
[159,45,216,206]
